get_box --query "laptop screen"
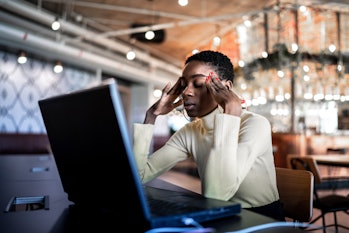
[38,79,151,224]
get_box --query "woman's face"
[180,60,218,118]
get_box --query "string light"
[244,19,252,27]
[153,89,162,98]
[328,44,336,53]
[53,61,63,73]
[17,51,27,64]
[126,50,136,60]
[261,51,268,58]
[291,43,299,52]
[145,30,155,40]
[178,0,188,6]
[192,49,199,54]
[238,60,245,68]
[51,17,60,31]
[277,70,284,78]
[212,36,221,46]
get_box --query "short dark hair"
[185,50,234,83]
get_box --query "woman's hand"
[205,73,242,116]
[144,78,185,124]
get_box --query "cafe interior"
[1,0,349,232]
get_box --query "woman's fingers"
[208,75,228,96]
[167,77,185,95]
[162,82,172,96]
[154,80,184,114]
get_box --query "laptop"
[38,79,241,232]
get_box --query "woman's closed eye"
[194,80,206,88]
[181,74,207,89]
[182,81,205,90]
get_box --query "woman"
[133,50,284,221]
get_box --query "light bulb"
[51,17,61,31]
[17,52,27,64]
[53,61,63,73]
[145,30,155,40]
[126,50,136,60]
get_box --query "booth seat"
[0,133,50,155]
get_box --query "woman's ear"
[225,80,233,91]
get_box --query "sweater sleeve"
[133,123,154,180]
[203,113,271,201]
[133,123,188,183]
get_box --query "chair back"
[275,167,314,222]
[288,155,322,184]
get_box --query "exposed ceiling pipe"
[0,10,131,65]
[99,7,276,38]
[72,0,196,21]
[0,0,182,77]
[0,23,176,87]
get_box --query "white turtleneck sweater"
[133,107,279,208]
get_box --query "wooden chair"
[325,147,348,177]
[289,155,349,233]
[275,167,314,223]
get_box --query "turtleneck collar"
[199,106,223,132]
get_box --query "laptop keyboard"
[147,197,203,215]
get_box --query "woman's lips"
[184,102,195,111]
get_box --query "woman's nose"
[182,85,193,96]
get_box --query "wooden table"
[310,155,349,168]
[0,154,309,233]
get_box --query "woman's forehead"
[182,61,212,78]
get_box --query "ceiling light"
[337,64,343,72]
[244,20,252,27]
[275,87,285,102]
[131,24,165,43]
[314,84,324,101]
[126,50,136,60]
[213,36,221,46]
[51,17,61,31]
[192,49,199,54]
[325,85,333,101]
[75,14,83,23]
[17,51,27,64]
[258,92,267,105]
[303,85,313,100]
[329,44,336,53]
[291,43,298,52]
[53,61,63,73]
[153,89,162,98]
[303,65,310,72]
[178,0,188,6]
[145,30,155,40]
[284,93,291,100]
[299,5,307,13]
[261,51,268,58]
[333,85,341,100]
[240,83,247,90]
